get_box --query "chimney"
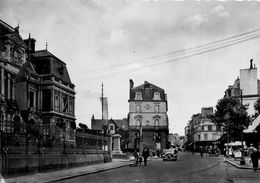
[129,79,134,99]
[130,79,134,89]
[250,59,253,69]
[23,34,36,53]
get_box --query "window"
[135,92,142,100]
[212,125,216,131]
[136,119,141,127]
[204,125,208,131]
[155,105,159,113]
[42,89,51,111]
[153,92,161,100]
[208,125,212,131]
[109,125,114,131]
[69,100,73,114]
[55,94,60,110]
[62,95,68,113]
[29,91,34,108]
[136,105,141,112]
[198,134,201,141]
[154,119,159,127]
[204,133,208,140]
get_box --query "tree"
[210,97,251,141]
[117,128,130,152]
[78,123,89,133]
[253,97,260,118]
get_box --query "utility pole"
[240,90,245,165]
[225,113,230,157]
[101,83,103,120]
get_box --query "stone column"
[112,134,122,154]
[1,68,4,97]
[7,73,10,99]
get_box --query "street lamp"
[240,90,245,165]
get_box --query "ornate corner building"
[128,80,169,152]
[0,19,76,148]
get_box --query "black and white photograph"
[1,0,260,182]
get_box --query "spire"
[14,22,19,33]
[46,41,48,50]
[250,59,253,69]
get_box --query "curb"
[224,159,258,170]
[41,163,130,183]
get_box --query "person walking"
[142,148,149,166]
[250,148,259,171]
[200,147,204,158]
[133,150,139,166]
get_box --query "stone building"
[225,59,260,115]
[184,107,223,151]
[128,80,169,153]
[31,49,76,147]
[0,19,76,148]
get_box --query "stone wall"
[1,152,111,176]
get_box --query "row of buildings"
[0,19,171,155]
[184,60,260,151]
[92,80,170,153]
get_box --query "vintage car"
[162,152,178,161]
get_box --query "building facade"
[225,59,260,116]
[184,107,223,151]
[0,19,76,148]
[128,80,169,153]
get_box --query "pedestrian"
[200,147,204,158]
[250,148,259,171]
[142,148,149,166]
[133,150,139,166]
[248,144,255,157]
[139,155,142,165]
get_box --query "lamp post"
[240,90,245,165]
[224,113,230,157]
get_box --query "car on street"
[162,152,178,161]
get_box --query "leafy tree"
[78,123,89,133]
[117,128,130,152]
[210,97,251,141]
[253,97,260,117]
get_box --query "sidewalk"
[3,159,130,183]
[224,156,260,170]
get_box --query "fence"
[0,133,112,176]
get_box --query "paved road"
[52,152,260,183]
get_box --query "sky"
[1,0,260,136]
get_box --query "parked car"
[162,152,178,161]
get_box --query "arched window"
[135,92,142,100]
[153,92,161,100]
[136,119,141,127]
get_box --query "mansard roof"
[32,50,73,85]
[133,81,164,91]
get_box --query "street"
[52,152,260,183]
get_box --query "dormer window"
[135,92,142,100]
[109,124,115,134]
[153,92,161,100]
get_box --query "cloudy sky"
[1,0,260,135]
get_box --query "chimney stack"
[250,59,253,69]
[130,79,134,89]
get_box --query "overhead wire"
[72,29,260,81]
